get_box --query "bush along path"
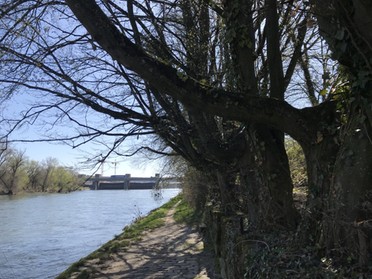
[57,195,219,279]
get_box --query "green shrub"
[285,138,307,187]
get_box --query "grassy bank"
[57,193,197,279]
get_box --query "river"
[0,189,180,279]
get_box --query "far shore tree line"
[0,146,83,195]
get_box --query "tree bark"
[314,107,372,266]
[308,0,372,265]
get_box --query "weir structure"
[86,174,181,190]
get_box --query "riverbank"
[57,195,218,279]
[0,187,86,196]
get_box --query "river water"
[0,189,180,279]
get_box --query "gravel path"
[69,204,218,279]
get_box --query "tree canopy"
[1,0,372,276]
[0,0,336,149]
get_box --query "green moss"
[75,270,90,279]
[56,258,87,279]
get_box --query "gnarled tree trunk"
[327,116,372,266]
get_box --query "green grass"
[173,195,201,225]
[56,194,183,279]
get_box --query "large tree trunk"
[318,110,372,266]
[238,127,300,230]
[327,118,372,266]
[212,170,246,279]
[255,126,300,228]
[303,102,372,266]
[308,0,372,267]
[206,135,299,278]
[301,135,338,247]
[221,0,299,230]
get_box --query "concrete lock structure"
[86,174,181,190]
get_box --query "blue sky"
[2,94,162,177]
[13,140,162,177]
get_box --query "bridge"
[85,173,181,190]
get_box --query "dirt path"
[69,204,218,279]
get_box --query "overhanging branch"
[65,0,330,145]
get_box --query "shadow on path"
[70,206,219,279]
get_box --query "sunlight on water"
[0,189,180,279]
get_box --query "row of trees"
[0,0,371,277]
[0,147,82,195]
